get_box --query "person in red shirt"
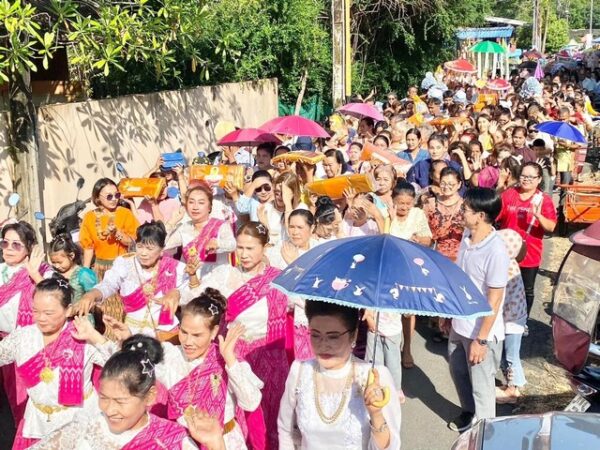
[496,162,557,318]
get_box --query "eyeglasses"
[440,182,458,188]
[528,129,537,134]
[255,184,272,194]
[520,175,540,181]
[101,192,122,201]
[310,329,352,345]
[0,240,25,251]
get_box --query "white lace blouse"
[29,411,198,450]
[93,255,192,336]
[278,358,402,450]
[0,324,115,439]
[164,219,236,279]
[156,343,263,450]
[0,263,53,333]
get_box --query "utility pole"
[533,0,542,49]
[332,0,351,107]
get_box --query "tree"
[350,0,490,95]
[0,0,210,223]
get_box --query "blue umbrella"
[272,235,491,320]
[535,121,587,144]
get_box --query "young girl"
[31,335,225,450]
[0,278,114,449]
[49,234,98,306]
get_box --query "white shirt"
[0,263,53,333]
[452,230,510,341]
[165,219,236,279]
[278,358,401,450]
[29,411,198,450]
[194,265,269,342]
[156,343,263,450]
[0,324,115,439]
[94,256,191,336]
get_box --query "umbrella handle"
[371,311,381,370]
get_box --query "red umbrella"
[260,115,330,138]
[443,59,477,74]
[217,128,282,146]
[337,102,385,121]
[485,78,511,91]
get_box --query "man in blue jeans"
[443,188,510,432]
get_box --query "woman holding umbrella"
[278,300,401,449]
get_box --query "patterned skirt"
[93,259,123,340]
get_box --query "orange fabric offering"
[271,151,325,165]
[360,142,411,173]
[306,173,376,199]
[118,178,166,199]
[80,206,140,261]
[189,164,245,190]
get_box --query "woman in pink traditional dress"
[0,278,115,449]
[165,183,236,279]
[0,222,53,424]
[30,335,226,450]
[266,210,319,362]
[192,222,290,449]
[75,222,191,337]
[108,289,264,449]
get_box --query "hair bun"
[122,334,164,366]
[203,287,227,311]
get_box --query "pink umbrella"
[485,78,511,91]
[260,115,330,138]
[337,102,385,121]
[217,128,282,146]
[443,59,477,74]
[534,61,544,80]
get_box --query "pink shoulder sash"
[121,256,179,326]
[182,218,226,263]
[0,264,49,327]
[226,266,281,321]
[121,414,188,450]
[15,322,85,406]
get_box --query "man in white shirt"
[445,188,510,432]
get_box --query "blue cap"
[292,136,314,151]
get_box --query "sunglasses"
[255,184,272,193]
[0,240,25,251]
[101,192,122,201]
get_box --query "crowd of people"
[0,61,596,450]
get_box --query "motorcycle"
[552,220,600,413]
[37,177,89,241]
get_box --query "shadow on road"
[403,363,462,423]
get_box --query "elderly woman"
[75,221,191,338]
[278,300,401,449]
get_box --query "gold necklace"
[40,334,61,384]
[313,360,355,425]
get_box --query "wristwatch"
[476,339,488,346]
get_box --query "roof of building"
[456,26,515,40]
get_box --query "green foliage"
[566,0,600,30]
[351,0,490,95]
[544,15,569,53]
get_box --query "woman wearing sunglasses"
[0,221,52,424]
[80,178,140,330]
[225,170,282,245]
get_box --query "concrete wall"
[33,78,278,219]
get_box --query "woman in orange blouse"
[80,178,139,324]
